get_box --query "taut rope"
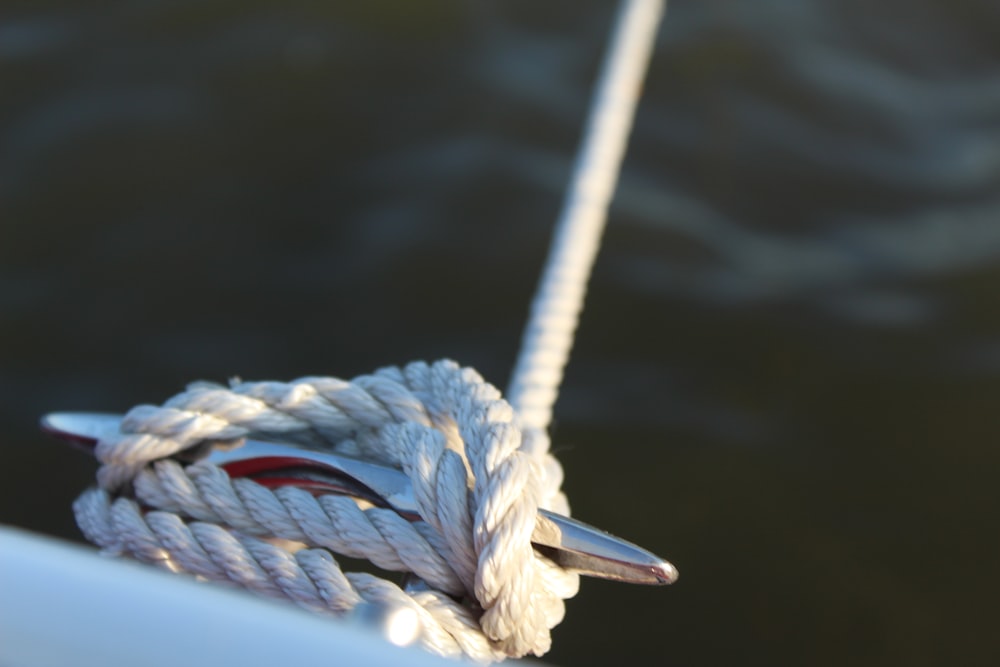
[72,0,665,660]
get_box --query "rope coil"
[75,360,578,660]
[70,0,664,660]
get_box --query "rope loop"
[70,0,667,658]
[76,359,579,660]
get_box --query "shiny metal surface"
[42,411,677,585]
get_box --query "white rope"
[508,0,666,434]
[75,361,579,660]
[70,0,664,661]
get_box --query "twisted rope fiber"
[507,0,665,433]
[75,360,579,660]
[72,0,664,660]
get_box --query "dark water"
[3,1,1000,664]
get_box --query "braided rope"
[507,0,666,433]
[70,0,664,660]
[75,360,579,660]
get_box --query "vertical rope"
[507,0,666,434]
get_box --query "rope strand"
[508,0,666,433]
[70,1,664,660]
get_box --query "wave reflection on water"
[1,1,999,665]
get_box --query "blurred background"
[2,0,1000,664]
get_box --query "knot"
[77,359,579,659]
